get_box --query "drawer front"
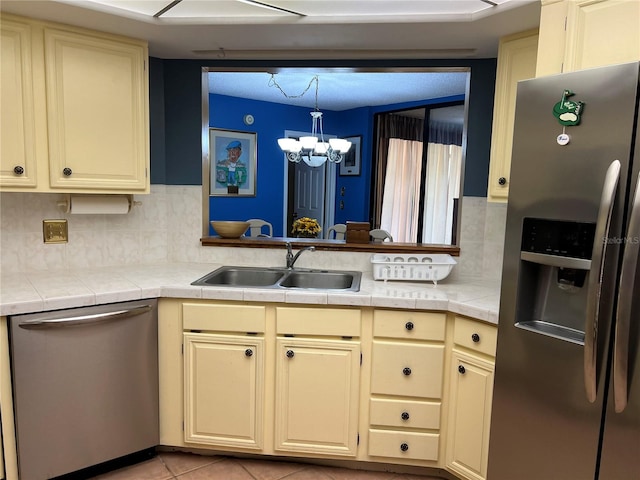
[276,307,360,337]
[370,398,440,430]
[454,316,497,357]
[373,310,445,341]
[371,341,444,398]
[183,302,265,332]
[368,429,439,461]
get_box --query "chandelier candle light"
[270,74,352,167]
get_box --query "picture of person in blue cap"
[215,139,248,194]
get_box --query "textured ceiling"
[208,70,469,111]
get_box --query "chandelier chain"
[268,74,319,109]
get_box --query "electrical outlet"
[43,220,68,243]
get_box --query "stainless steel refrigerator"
[488,61,640,480]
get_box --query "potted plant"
[292,217,322,238]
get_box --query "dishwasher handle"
[18,304,152,329]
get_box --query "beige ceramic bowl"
[210,221,250,239]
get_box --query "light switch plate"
[43,220,68,243]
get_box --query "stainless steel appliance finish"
[488,62,640,479]
[10,299,159,480]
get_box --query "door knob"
[458,365,466,374]
[245,349,253,357]
[403,367,412,376]
[286,350,295,358]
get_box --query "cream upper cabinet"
[0,14,149,193]
[0,17,37,188]
[536,0,640,77]
[487,30,539,203]
[183,333,264,450]
[445,317,497,480]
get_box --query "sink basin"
[279,270,358,290]
[192,267,287,287]
[192,266,361,292]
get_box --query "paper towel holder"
[57,194,142,214]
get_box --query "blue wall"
[149,59,497,234]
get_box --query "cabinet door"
[44,28,148,191]
[446,350,494,480]
[564,0,640,72]
[183,333,264,450]
[0,18,37,188]
[275,337,360,456]
[487,30,538,202]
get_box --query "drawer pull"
[245,349,253,357]
[403,367,412,376]
[472,333,480,343]
[458,365,466,374]
[400,443,409,452]
[63,167,73,176]
[13,165,24,175]
[498,176,507,186]
[286,350,295,358]
[401,411,410,421]
[405,321,414,331]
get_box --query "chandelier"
[270,74,352,167]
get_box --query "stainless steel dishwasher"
[9,299,159,480]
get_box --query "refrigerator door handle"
[613,171,640,412]
[585,159,621,403]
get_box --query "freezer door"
[488,62,640,480]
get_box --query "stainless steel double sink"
[192,266,361,292]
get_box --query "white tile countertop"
[0,263,500,324]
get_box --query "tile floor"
[90,451,448,480]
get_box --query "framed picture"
[339,135,361,176]
[210,128,257,196]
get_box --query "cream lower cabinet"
[274,306,361,457]
[183,333,264,450]
[367,310,445,465]
[159,299,497,479]
[180,301,267,451]
[0,14,149,193]
[274,337,360,456]
[445,316,497,480]
[536,0,640,77]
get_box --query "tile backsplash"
[0,186,506,281]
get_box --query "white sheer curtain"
[422,142,462,244]
[380,138,423,242]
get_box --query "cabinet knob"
[405,321,414,331]
[400,443,409,452]
[63,167,73,176]
[245,349,253,357]
[13,166,24,175]
[472,333,480,343]
[402,367,412,376]
[498,176,507,186]
[401,411,410,421]
[458,365,466,374]
[286,350,295,358]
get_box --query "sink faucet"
[286,242,316,269]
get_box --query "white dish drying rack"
[371,254,457,285]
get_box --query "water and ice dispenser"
[515,218,596,345]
